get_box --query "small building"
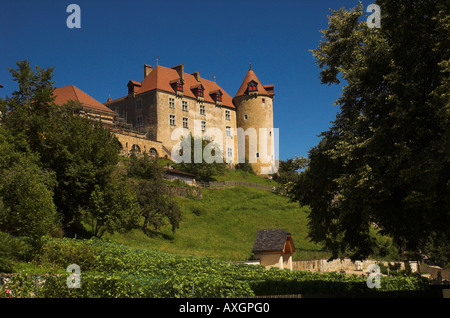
[164,165,197,186]
[252,228,295,270]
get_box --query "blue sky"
[0,0,373,160]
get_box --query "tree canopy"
[292,0,450,263]
[0,60,131,240]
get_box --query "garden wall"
[292,258,419,274]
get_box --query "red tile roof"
[234,69,274,99]
[53,85,116,115]
[134,65,235,109]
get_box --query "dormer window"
[191,84,205,101]
[247,80,258,95]
[127,80,141,96]
[170,79,184,97]
[210,90,223,106]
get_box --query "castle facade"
[105,63,277,175]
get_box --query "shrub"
[39,238,97,271]
[0,232,29,273]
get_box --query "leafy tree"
[0,127,61,246]
[81,172,141,238]
[135,180,182,234]
[2,60,121,231]
[292,1,450,261]
[127,152,164,180]
[273,156,308,197]
[176,135,227,182]
[127,154,182,234]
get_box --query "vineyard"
[1,238,430,298]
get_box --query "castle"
[54,63,277,175]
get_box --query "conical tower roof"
[234,68,270,99]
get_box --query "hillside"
[104,178,328,261]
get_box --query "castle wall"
[113,132,165,157]
[156,91,238,164]
[109,91,158,141]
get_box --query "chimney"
[144,64,152,78]
[191,71,200,82]
[171,64,184,81]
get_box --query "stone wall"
[113,131,167,157]
[197,180,274,191]
[292,258,419,274]
[156,90,238,163]
[162,183,202,199]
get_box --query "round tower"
[233,68,275,176]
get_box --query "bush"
[190,203,206,216]
[235,161,255,175]
[0,232,29,273]
[39,238,97,271]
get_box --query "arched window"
[131,144,141,153]
[149,148,158,158]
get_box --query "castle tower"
[233,68,276,175]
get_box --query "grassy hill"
[104,175,328,261]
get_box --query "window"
[248,81,258,92]
[216,93,222,102]
[200,104,205,115]
[131,144,141,153]
[198,88,204,97]
[169,114,176,126]
[244,114,248,120]
[225,110,231,121]
[135,100,142,110]
[227,147,233,158]
[176,82,183,92]
[136,116,143,127]
[262,98,265,105]
[182,100,188,111]
[226,126,231,137]
[256,152,260,158]
[201,121,206,132]
[169,97,175,108]
[183,117,189,128]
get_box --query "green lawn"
[212,169,278,186]
[104,186,327,261]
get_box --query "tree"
[273,156,308,197]
[127,152,164,180]
[127,154,182,234]
[81,172,141,238]
[135,180,182,234]
[2,60,121,231]
[0,127,61,246]
[292,1,450,261]
[176,135,227,182]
